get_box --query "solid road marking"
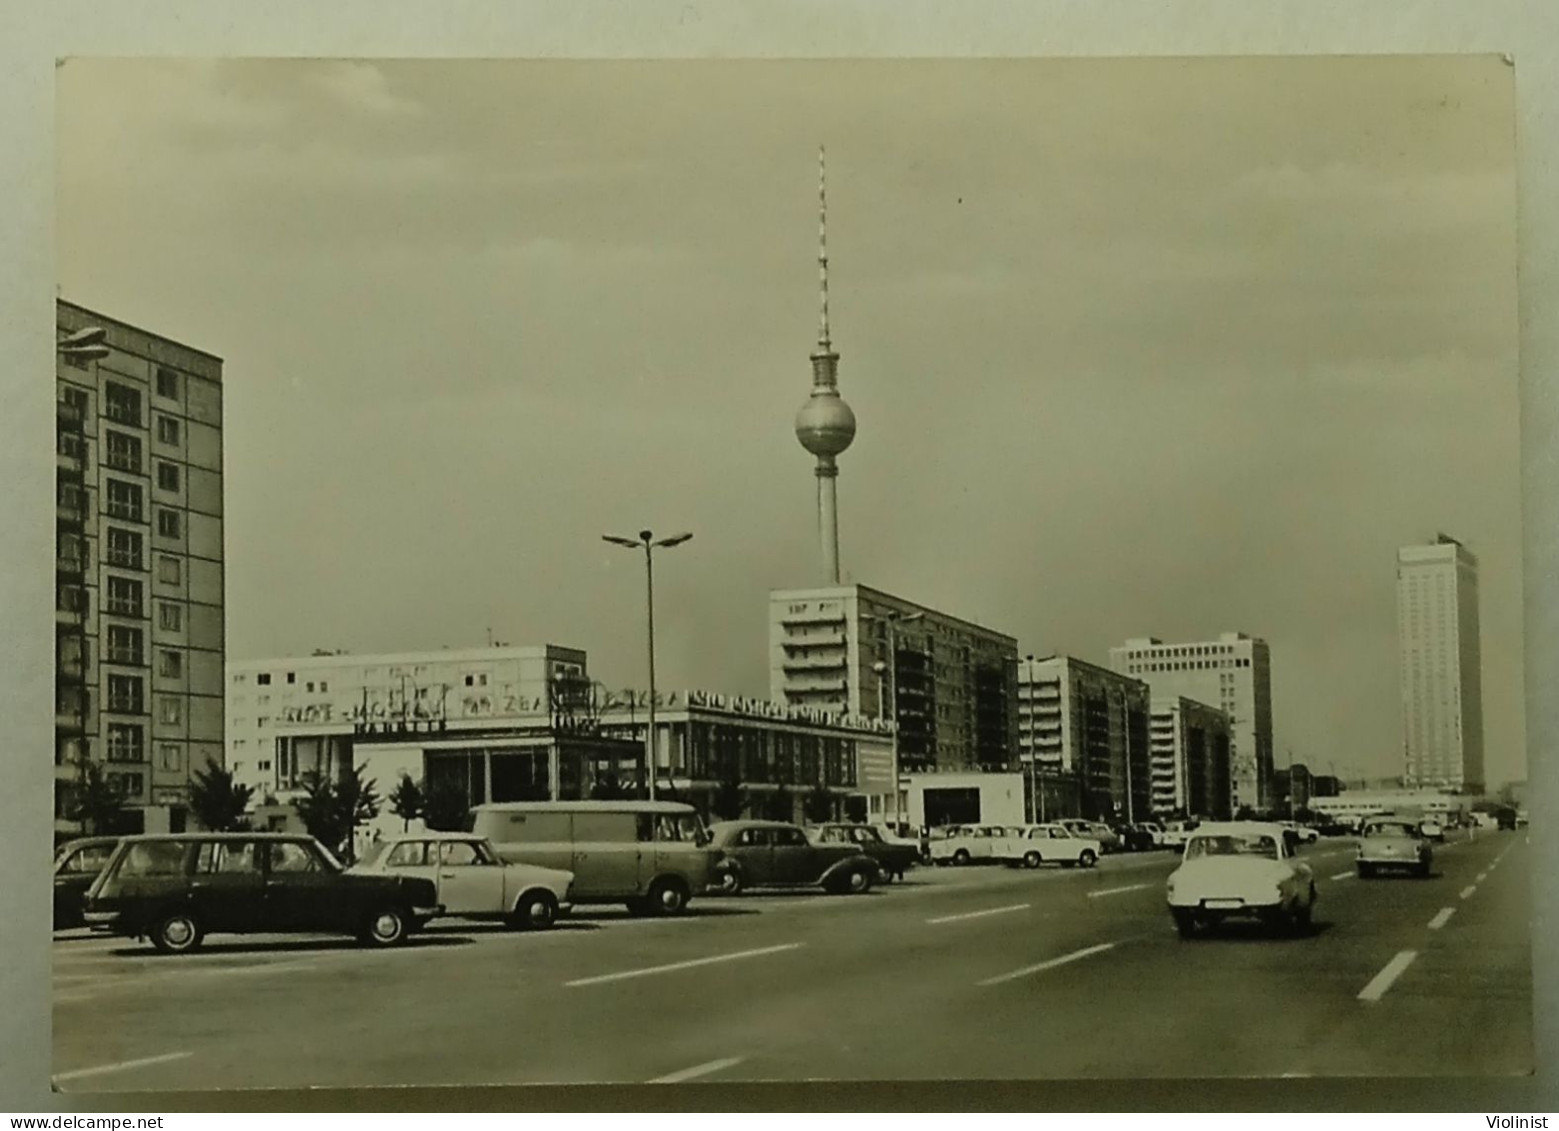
[1460,885,1477,900]
[978,942,1116,987]
[1358,950,1418,1002]
[647,1056,746,1084]
[1330,870,1355,881]
[927,903,1029,925]
[565,943,803,988]
[1086,883,1151,899]
[53,1051,192,1083]
[1428,907,1456,931]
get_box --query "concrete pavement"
[51,829,1533,1090]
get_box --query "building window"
[159,744,182,772]
[306,681,315,693]
[158,555,182,585]
[107,675,144,715]
[257,717,269,728]
[257,673,271,686]
[156,415,181,445]
[319,681,328,692]
[157,462,181,492]
[157,509,182,539]
[106,576,143,618]
[159,697,182,725]
[106,478,144,523]
[106,527,143,570]
[156,367,180,399]
[104,430,143,473]
[287,672,296,684]
[107,772,145,798]
[106,625,143,665]
[103,381,141,427]
[159,602,183,632]
[56,581,87,616]
[159,649,184,678]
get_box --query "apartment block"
[1148,696,1233,819]
[768,585,1019,772]
[1017,655,1151,822]
[55,299,224,837]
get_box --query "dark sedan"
[708,821,879,895]
[83,833,442,953]
[53,837,121,930]
[808,822,919,881]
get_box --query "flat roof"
[228,644,585,670]
[770,583,1017,643]
[58,298,224,364]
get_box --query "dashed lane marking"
[1428,907,1456,931]
[1086,883,1152,899]
[1477,872,1488,882]
[926,903,1028,925]
[53,1051,192,1083]
[565,943,804,988]
[1330,870,1355,881]
[647,1056,746,1084]
[1358,950,1419,1003]
[977,941,1117,988]
[1460,885,1477,900]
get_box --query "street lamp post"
[602,530,692,802]
[865,610,922,833]
[1121,687,1135,826]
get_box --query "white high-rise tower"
[1397,535,1485,791]
[793,146,856,585]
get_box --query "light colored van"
[469,800,713,916]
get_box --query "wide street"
[51,827,1532,1091]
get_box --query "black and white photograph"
[46,55,1531,1091]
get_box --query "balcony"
[780,609,847,627]
[57,651,86,681]
[781,654,848,674]
[56,551,86,577]
[57,498,85,525]
[781,632,847,650]
[54,706,87,733]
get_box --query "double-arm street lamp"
[602,529,692,802]
[866,610,923,833]
[58,326,110,364]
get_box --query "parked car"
[809,823,919,881]
[1418,817,1446,843]
[53,837,121,930]
[1279,820,1320,845]
[871,823,931,866]
[470,800,713,917]
[1356,817,1433,878]
[351,832,573,929]
[995,824,1101,869]
[1060,819,1121,854]
[82,833,442,954]
[928,825,1004,866]
[706,821,878,895]
[1166,821,1317,938]
[1160,819,1201,852]
[1134,821,1167,849]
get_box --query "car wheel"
[646,877,690,916]
[1171,909,1197,939]
[1078,849,1098,869]
[1356,863,1373,879]
[1023,850,1043,870]
[844,867,873,895]
[150,911,203,955]
[509,890,559,931]
[953,849,971,866]
[715,869,744,896]
[360,906,409,948]
[1416,861,1432,879]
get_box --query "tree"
[803,782,834,824]
[293,764,381,863]
[188,763,253,832]
[336,763,382,863]
[388,774,425,832]
[422,778,470,832]
[70,763,128,836]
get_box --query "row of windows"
[1127,658,1252,673]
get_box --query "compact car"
[928,825,1006,866]
[1166,821,1317,938]
[53,837,120,930]
[995,824,1101,869]
[352,832,573,929]
[808,823,919,881]
[1356,817,1433,878]
[83,833,441,953]
[707,821,879,895]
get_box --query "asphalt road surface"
[51,827,1532,1091]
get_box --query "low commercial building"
[902,770,1029,830]
[1148,697,1233,819]
[1306,788,1470,825]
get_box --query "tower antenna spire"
[818,143,831,350]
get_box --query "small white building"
[902,770,1029,830]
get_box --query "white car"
[352,832,573,929]
[1279,820,1319,845]
[1160,819,1201,852]
[928,825,1005,866]
[1166,821,1317,938]
[996,824,1102,869]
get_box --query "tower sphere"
[795,390,857,457]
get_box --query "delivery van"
[469,800,714,916]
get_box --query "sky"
[55,56,1524,787]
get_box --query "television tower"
[794,145,857,585]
